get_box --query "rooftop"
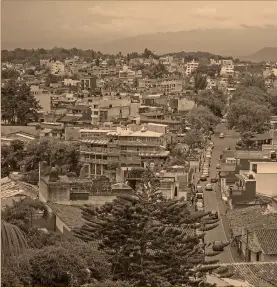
[46,202,85,229]
[227,206,277,237]
[255,228,277,255]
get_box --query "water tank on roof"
[270,151,276,161]
[248,174,254,179]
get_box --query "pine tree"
[74,170,228,286]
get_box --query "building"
[241,228,277,262]
[63,78,80,86]
[79,126,169,179]
[220,64,235,77]
[80,75,97,90]
[185,60,199,75]
[210,59,222,65]
[51,61,65,76]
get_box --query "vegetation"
[194,73,207,92]
[1,80,41,125]
[194,89,227,118]
[186,106,220,134]
[1,68,20,79]
[1,139,81,182]
[74,170,229,286]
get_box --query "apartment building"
[51,61,65,76]
[185,60,199,75]
[119,65,136,80]
[220,64,235,77]
[159,80,183,95]
[79,126,169,179]
[90,98,133,124]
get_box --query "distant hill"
[240,47,277,62]
[95,27,277,57]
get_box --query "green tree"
[227,99,270,133]
[186,106,220,134]
[1,81,41,124]
[45,73,59,86]
[194,89,226,118]
[194,73,207,92]
[183,129,203,151]
[95,58,100,66]
[74,170,227,286]
[1,69,20,79]
[1,220,28,265]
[2,198,48,233]
[239,73,266,91]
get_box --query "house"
[241,228,277,262]
[185,60,199,75]
[46,202,85,238]
[207,262,277,287]
[1,176,39,209]
[227,205,277,257]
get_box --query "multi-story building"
[210,59,222,65]
[80,75,97,90]
[79,126,169,179]
[51,61,65,76]
[220,64,235,77]
[159,80,183,95]
[63,79,80,86]
[185,59,199,75]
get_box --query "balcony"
[82,158,108,164]
[80,147,108,153]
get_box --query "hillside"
[95,27,277,57]
[240,47,277,62]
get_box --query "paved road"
[199,128,239,263]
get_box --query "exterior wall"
[262,254,277,262]
[253,162,277,173]
[34,93,51,113]
[65,127,81,140]
[255,173,277,197]
[177,98,195,111]
[39,179,49,202]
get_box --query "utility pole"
[244,229,249,261]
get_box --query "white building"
[63,78,80,86]
[220,63,234,77]
[210,59,222,65]
[185,60,199,75]
[51,61,65,76]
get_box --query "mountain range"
[94,27,277,60]
[239,47,277,62]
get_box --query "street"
[198,126,239,263]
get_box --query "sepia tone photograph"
[1,0,277,287]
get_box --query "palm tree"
[1,220,28,264]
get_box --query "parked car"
[210,211,218,219]
[216,164,221,169]
[211,178,218,183]
[205,183,213,191]
[219,133,225,139]
[196,192,204,200]
[212,240,224,251]
[209,142,214,147]
[200,175,207,181]
[196,185,202,192]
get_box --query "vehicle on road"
[219,133,225,139]
[200,175,207,181]
[210,211,218,219]
[205,183,213,191]
[211,177,218,183]
[216,164,221,169]
[196,185,202,192]
[212,240,224,251]
[196,192,204,200]
[196,205,204,212]
[220,119,226,123]
[209,142,214,148]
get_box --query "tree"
[186,106,220,134]
[45,73,59,86]
[1,220,28,265]
[1,81,41,124]
[227,99,270,133]
[95,58,100,66]
[239,73,266,91]
[74,170,227,286]
[2,198,49,233]
[1,140,25,177]
[194,90,226,118]
[183,129,203,151]
[2,69,20,79]
[194,73,207,92]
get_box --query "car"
[208,135,211,140]
[196,206,204,212]
[209,142,214,147]
[219,133,225,139]
[212,240,224,251]
[200,175,207,181]
[216,164,221,169]
[210,211,218,219]
[196,192,204,200]
[211,178,218,183]
[220,119,226,123]
[205,183,213,191]
[196,185,202,192]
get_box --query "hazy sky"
[2,1,277,49]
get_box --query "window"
[94,111,98,115]
[252,164,257,173]
[256,252,261,262]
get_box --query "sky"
[2,1,277,50]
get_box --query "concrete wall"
[34,93,51,113]
[255,173,277,197]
